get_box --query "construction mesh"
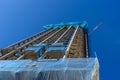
[0,58,99,80]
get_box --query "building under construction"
[0,21,99,80]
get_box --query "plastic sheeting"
[33,43,48,50]
[0,58,99,80]
[47,47,66,51]
[51,43,65,47]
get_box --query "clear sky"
[0,0,120,79]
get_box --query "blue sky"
[0,0,120,79]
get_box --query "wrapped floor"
[0,58,99,80]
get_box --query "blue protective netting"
[47,47,66,51]
[44,21,87,29]
[0,58,99,80]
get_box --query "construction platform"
[0,21,99,80]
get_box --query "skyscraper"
[0,21,99,80]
